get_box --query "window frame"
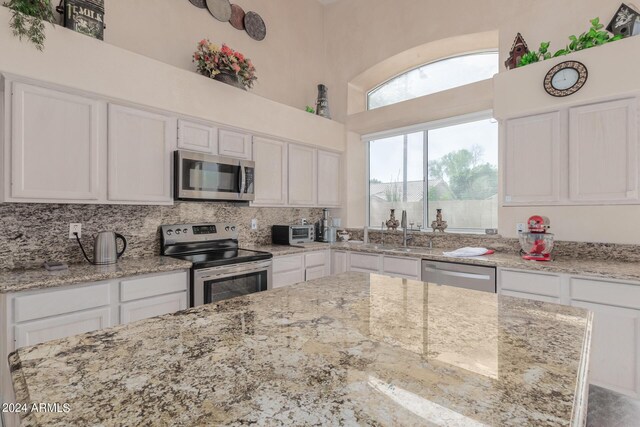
[366,50,499,111]
[364,110,497,234]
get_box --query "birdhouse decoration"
[606,3,640,37]
[505,33,530,70]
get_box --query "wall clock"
[543,61,588,97]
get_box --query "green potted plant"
[518,18,624,67]
[4,0,57,51]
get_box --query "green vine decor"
[518,18,624,67]
[3,0,56,51]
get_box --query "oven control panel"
[161,223,238,245]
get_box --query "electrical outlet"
[251,218,258,230]
[69,223,82,239]
[516,223,526,234]
[301,218,308,225]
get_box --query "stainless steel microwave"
[175,150,255,202]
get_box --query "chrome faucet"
[401,210,413,248]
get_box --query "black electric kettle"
[76,231,127,265]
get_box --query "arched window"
[367,52,499,110]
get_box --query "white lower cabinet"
[15,307,112,349]
[272,251,330,288]
[121,292,187,324]
[332,251,347,275]
[382,256,420,280]
[498,268,640,398]
[348,253,380,273]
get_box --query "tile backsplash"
[0,203,323,270]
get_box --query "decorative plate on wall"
[207,0,232,22]
[229,4,246,30]
[189,0,207,8]
[244,11,266,41]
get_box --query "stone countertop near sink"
[242,242,331,256]
[9,272,592,427]
[0,257,192,294]
[251,241,640,283]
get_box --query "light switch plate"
[251,218,258,230]
[516,223,526,234]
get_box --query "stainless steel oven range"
[161,223,272,307]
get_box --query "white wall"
[105,0,326,112]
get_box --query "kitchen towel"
[442,247,494,257]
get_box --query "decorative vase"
[386,209,400,230]
[213,71,247,91]
[315,84,331,119]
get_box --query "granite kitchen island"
[8,272,592,426]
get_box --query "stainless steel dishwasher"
[421,260,496,293]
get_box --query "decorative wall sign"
[207,0,232,22]
[543,61,588,97]
[607,3,640,36]
[229,4,246,30]
[244,11,266,41]
[315,84,331,119]
[188,0,207,9]
[61,0,105,40]
[505,33,529,70]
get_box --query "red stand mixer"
[519,215,554,261]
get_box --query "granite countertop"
[0,257,192,294]
[9,272,592,426]
[252,241,640,283]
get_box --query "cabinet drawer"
[273,254,304,274]
[120,271,188,302]
[15,307,111,348]
[349,253,380,272]
[121,292,187,324]
[273,270,304,288]
[14,283,111,323]
[500,269,561,297]
[305,266,326,281]
[305,251,327,268]
[571,278,640,309]
[501,289,562,304]
[383,256,420,279]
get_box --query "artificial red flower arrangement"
[193,39,257,89]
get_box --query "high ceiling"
[316,0,341,5]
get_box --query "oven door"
[176,150,255,201]
[192,260,272,306]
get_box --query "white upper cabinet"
[504,112,562,205]
[108,104,176,203]
[252,136,287,206]
[317,150,341,207]
[177,119,217,154]
[9,83,105,201]
[569,98,638,203]
[219,128,252,159]
[288,144,317,206]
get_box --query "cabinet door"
[14,308,111,348]
[382,256,420,280]
[120,292,187,324]
[288,144,317,206]
[305,266,326,281]
[272,254,304,288]
[219,129,252,159]
[504,112,562,204]
[317,150,341,207]
[332,251,347,275]
[569,99,638,202]
[177,119,217,153]
[108,104,176,203]
[252,137,287,205]
[348,253,380,273]
[11,83,104,201]
[572,300,640,397]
